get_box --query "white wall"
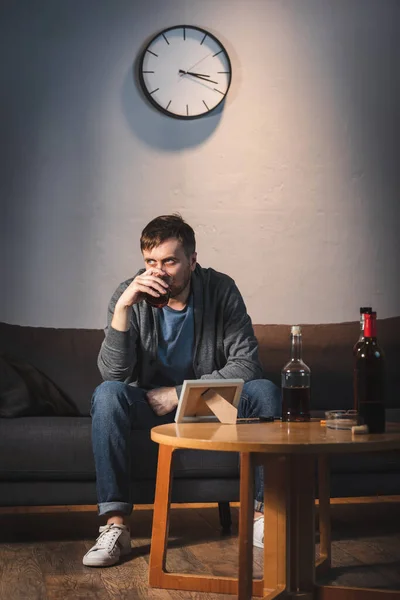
[1,0,399,327]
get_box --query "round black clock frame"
[138,24,232,120]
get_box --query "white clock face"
[139,25,232,119]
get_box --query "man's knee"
[242,378,281,417]
[91,381,130,418]
[243,378,280,399]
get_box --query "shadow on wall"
[120,57,223,151]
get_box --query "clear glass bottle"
[281,325,311,422]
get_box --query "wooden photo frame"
[174,379,244,424]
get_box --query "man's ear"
[190,252,197,271]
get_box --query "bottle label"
[355,360,385,404]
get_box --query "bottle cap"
[360,307,372,314]
[291,325,301,335]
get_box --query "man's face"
[142,238,197,298]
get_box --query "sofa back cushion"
[0,317,399,416]
[0,322,103,415]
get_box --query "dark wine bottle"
[353,306,372,410]
[281,325,311,422]
[353,311,385,433]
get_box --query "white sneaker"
[83,523,131,567]
[253,515,264,549]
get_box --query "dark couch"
[1,318,399,512]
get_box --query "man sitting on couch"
[83,214,281,567]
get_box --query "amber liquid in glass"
[282,387,311,422]
[144,273,171,309]
[144,288,171,308]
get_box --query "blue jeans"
[90,379,281,516]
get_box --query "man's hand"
[111,268,169,332]
[147,387,178,416]
[117,268,169,310]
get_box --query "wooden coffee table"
[149,420,400,600]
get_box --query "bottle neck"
[359,309,372,335]
[291,334,302,360]
[364,313,377,338]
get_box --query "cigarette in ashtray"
[351,424,369,435]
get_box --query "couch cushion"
[0,417,240,482]
[0,417,95,480]
[330,451,400,474]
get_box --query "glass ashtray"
[325,410,360,430]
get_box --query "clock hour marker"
[150,88,160,95]
[203,100,209,110]
[183,27,186,40]
[166,100,172,110]
[214,88,225,95]
[147,49,158,57]
[186,104,189,116]
[213,50,223,57]
[162,33,169,45]
[142,71,154,74]
[200,33,207,45]
[218,71,230,74]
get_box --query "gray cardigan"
[97,264,263,396]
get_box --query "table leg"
[317,455,331,577]
[149,444,174,587]
[263,455,288,599]
[238,452,255,600]
[149,444,264,596]
[263,454,316,599]
[288,455,316,594]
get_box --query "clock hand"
[185,71,210,77]
[179,70,219,85]
[186,53,213,74]
[187,74,219,85]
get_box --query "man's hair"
[140,214,196,257]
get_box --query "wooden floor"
[0,498,400,599]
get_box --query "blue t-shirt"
[152,294,195,388]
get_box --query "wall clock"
[138,25,232,120]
